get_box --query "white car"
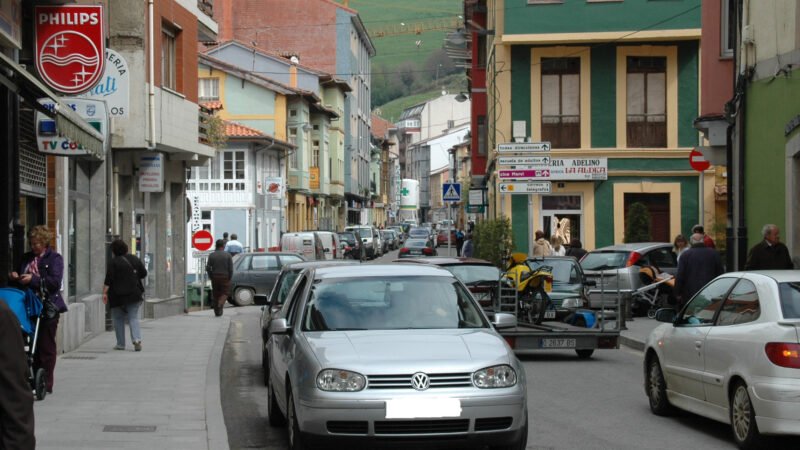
[643,271,800,449]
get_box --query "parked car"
[228,252,305,306]
[644,271,800,449]
[260,259,359,384]
[436,229,457,247]
[305,230,343,260]
[337,231,365,261]
[344,226,379,258]
[388,225,405,242]
[397,238,437,258]
[526,256,595,320]
[580,242,677,309]
[264,263,528,449]
[407,226,435,246]
[395,256,501,309]
[280,231,325,260]
[380,229,398,251]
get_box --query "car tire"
[286,386,307,450]
[232,287,255,306]
[490,409,528,450]
[267,374,286,427]
[261,347,269,386]
[576,349,594,359]
[646,356,674,416]
[730,380,762,449]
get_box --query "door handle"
[694,341,702,348]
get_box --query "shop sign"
[35,98,108,157]
[497,158,608,180]
[139,153,164,193]
[309,167,320,189]
[0,0,21,49]
[468,189,485,206]
[265,177,282,198]
[76,48,129,117]
[35,4,105,94]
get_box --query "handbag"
[42,298,60,321]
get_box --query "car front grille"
[327,420,368,434]
[474,417,513,431]
[374,419,469,434]
[367,373,473,389]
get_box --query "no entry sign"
[192,230,214,251]
[690,149,710,172]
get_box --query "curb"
[206,315,231,450]
[619,334,645,352]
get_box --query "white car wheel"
[233,287,254,306]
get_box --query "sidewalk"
[618,316,662,351]
[33,308,231,450]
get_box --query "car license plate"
[385,398,462,419]
[540,338,576,348]
[544,310,556,319]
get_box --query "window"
[541,57,580,149]
[679,278,737,325]
[289,128,298,169]
[251,255,280,270]
[720,0,735,58]
[223,150,245,190]
[477,116,487,155]
[312,140,320,167]
[626,56,666,148]
[198,78,219,101]
[285,275,308,325]
[161,27,177,90]
[779,282,800,318]
[717,279,760,325]
[289,109,298,118]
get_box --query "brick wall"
[153,0,200,103]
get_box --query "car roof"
[282,260,359,271]
[589,242,672,252]
[730,270,800,283]
[395,256,495,266]
[313,263,453,279]
[236,251,304,257]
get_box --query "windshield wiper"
[330,327,367,331]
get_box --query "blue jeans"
[111,301,143,347]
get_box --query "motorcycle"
[502,252,554,324]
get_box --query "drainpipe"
[148,0,156,149]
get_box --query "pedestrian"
[745,224,794,270]
[461,233,474,258]
[222,232,229,246]
[224,233,244,255]
[673,234,688,260]
[455,229,464,256]
[206,239,233,317]
[533,230,551,257]
[102,239,147,351]
[8,225,65,395]
[0,295,36,449]
[674,233,724,308]
[565,238,587,260]
[550,235,566,256]
[691,224,715,249]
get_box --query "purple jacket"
[17,247,67,313]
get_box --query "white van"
[279,232,324,260]
[308,231,343,260]
[344,225,379,259]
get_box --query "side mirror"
[585,279,597,287]
[269,318,292,335]
[492,312,517,329]
[654,308,677,324]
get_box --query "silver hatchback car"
[265,264,528,449]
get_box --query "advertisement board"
[35,98,107,157]
[76,48,129,117]
[139,153,164,193]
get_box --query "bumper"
[751,381,800,435]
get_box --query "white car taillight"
[765,342,800,369]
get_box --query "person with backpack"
[103,239,148,351]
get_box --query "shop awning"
[0,51,104,161]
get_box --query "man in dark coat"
[674,233,724,307]
[0,296,36,449]
[206,239,233,317]
[745,224,794,270]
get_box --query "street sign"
[498,155,550,166]
[442,183,461,202]
[689,149,710,172]
[498,169,551,180]
[192,250,211,258]
[497,142,551,153]
[192,230,214,251]
[498,181,552,194]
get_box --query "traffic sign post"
[690,149,710,229]
[442,183,461,202]
[498,169,551,180]
[497,142,551,153]
[191,230,214,310]
[498,181,552,194]
[497,155,550,167]
[192,230,214,251]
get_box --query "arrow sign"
[498,181,552,194]
[498,142,551,153]
[498,156,550,166]
[498,169,551,180]
[442,183,461,202]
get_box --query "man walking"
[745,224,794,270]
[674,233,724,307]
[224,233,244,256]
[206,239,233,317]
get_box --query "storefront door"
[540,195,583,248]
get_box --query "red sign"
[192,230,214,251]
[689,149,710,172]
[35,5,105,94]
[498,169,551,179]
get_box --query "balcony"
[186,178,253,208]
[197,0,213,17]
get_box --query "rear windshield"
[408,228,428,237]
[580,252,630,271]
[529,259,579,284]
[404,239,428,248]
[779,282,800,319]
[444,265,500,285]
[338,233,355,242]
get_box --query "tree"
[394,60,419,91]
[624,202,652,243]
[423,49,456,84]
[473,217,515,269]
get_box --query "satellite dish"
[290,56,299,64]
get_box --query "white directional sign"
[498,142,551,153]
[498,155,551,166]
[442,183,461,202]
[498,181,552,194]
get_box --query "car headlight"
[316,369,366,392]
[561,297,583,309]
[472,364,517,388]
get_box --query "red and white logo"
[35,5,105,95]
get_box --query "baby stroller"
[0,287,48,400]
[630,266,676,319]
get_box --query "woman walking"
[9,225,65,394]
[103,239,147,351]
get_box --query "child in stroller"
[631,266,676,318]
[0,287,48,400]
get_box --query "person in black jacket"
[745,224,794,270]
[103,239,147,351]
[674,233,724,308]
[0,296,36,449]
[565,238,588,260]
[206,239,233,317]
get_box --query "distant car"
[280,232,325,260]
[397,238,436,258]
[436,230,457,247]
[580,243,677,309]
[380,229,398,251]
[395,256,501,309]
[644,271,800,449]
[306,231,343,260]
[344,226,379,258]
[337,231,366,261]
[264,264,528,449]
[526,256,595,320]
[388,225,405,242]
[229,252,305,306]
[407,226,434,246]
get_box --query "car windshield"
[528,259,579,283]
[779,282,800,319]
[338,232,355,243]
[580,251,630,270]
[408,228,428,237]
[275,270,302,306]
[404,239,428,248]
[302,276,487,331]
[443,265,500,285]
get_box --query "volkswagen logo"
[411,372,430,391]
